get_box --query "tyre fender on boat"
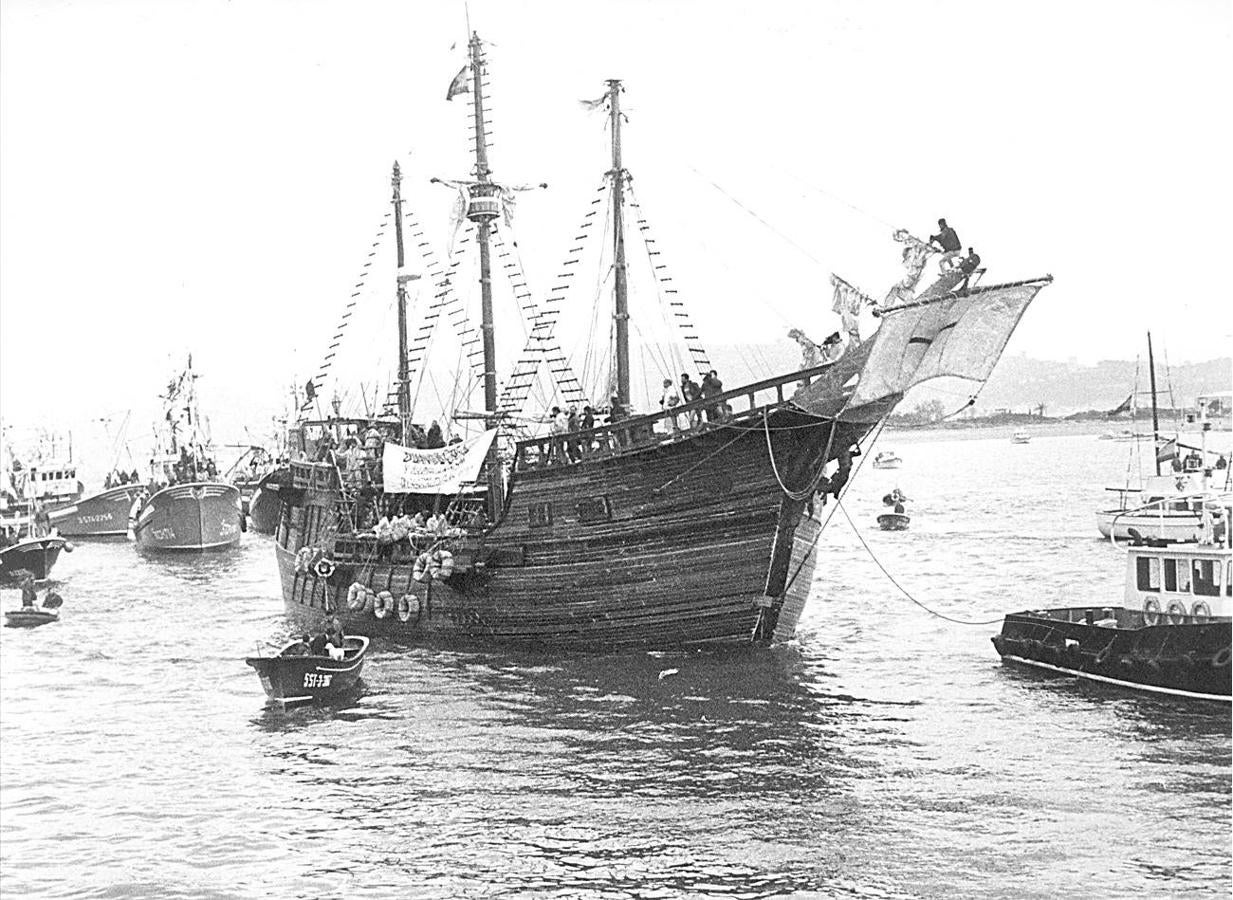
[431,549,455,581]
[347,582,366,612]
[373,590,393,619]
[1142,597,1161,626]
[413,552,431,583]
[397,594,417,623]
[1191,600,1212,622]
[1212,647,1232,669]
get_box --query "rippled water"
[2,429,1229,899]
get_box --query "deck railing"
[513,362,838,472]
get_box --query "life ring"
[397,594,416,623]
[412,552,431,583]
[347,582,366,611]
[314,558,336,579]
[1212,647,1232,668]
[1165,599,1188,626]
[431,549,455,581]
[1142,596,1161,626]
[1191,600,1212,622]
[373,590,393,619]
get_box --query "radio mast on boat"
[606,78,631,407]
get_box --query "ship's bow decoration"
[838,277,1053,423]
[382,430,497,494]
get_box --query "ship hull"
[48,484,148,537]
[0,536,66,581]
[277,407,849,648]
[133,483,243,552]
[247,469,286,535]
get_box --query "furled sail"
[838,276,1053,422]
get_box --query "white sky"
[2,0,1231,443]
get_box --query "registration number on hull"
[303,672,333,688]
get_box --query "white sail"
[841,277,1052,417]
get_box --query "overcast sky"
[2,0,1230,446]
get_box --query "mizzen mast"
[606,79,631,407]
[468,32,500,425]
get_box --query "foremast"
[606,79,631,407]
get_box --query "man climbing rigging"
[929,218,962,269]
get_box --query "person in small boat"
[929,218,962,269]
[893,501,905,514]
[324,616,346,659]
[957,247,981,291]
[20,575,37,609]
[308,629,330,656]
[425,420,445,450]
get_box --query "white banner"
[381,430,496,494]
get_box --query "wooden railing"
[513,362,838,472]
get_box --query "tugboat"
[131,357,244,552]
[273,34,1052,648]
[992,496,1232,702]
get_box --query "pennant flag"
[1105,393,1133,416]
[1156,438,1178,464]
[446,65,470,101]
[579,94,607,111]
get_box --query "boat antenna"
[393,161,412,439]
[1147,331,1160,476]
[607,78,631,407]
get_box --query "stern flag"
[1156,437,1178,464]
[446,65,470,101]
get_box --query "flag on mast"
[446,65,471,101]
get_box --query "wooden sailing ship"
[273,33,1052,647]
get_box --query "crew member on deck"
[680,374,701,428]
[929,218,962,269]
[957,247,981,291]
[425,420,445,450]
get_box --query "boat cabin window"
[1192,559,1221,598]
[1136,556,1160,592]
[1163,558,1190,593]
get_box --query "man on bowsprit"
[929,218,962,269]
[957,247,982,291]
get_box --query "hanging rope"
[762,409,832,501]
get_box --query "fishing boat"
[872,450,902,469]
[1011,430,1031,444]
[245,635,369,706]
[992,497,1232,702]
[48,482,149,537]
[877,511,910,531]
[0,532,69,581]
[131,358,244,552]
[1096,339,1231,542]
[273,33,1052,648]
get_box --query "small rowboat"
[4,608,59,628]
[877,512,911,531]
[245,635,370,706]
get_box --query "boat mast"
[393,161,411,439]
[607,79,630,407]
[1147,331,1161,476]
[467,32,502,516]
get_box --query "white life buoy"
[1165,598,1187,625]
[373,590,393,619]
[1190,600,1212,622]
[1143,596,1161,626]
[347,582,365,611]
[431,549,455,581]
[314,558,336,579]
[413,552,431,583]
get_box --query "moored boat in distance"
[1011,430,1031,444]
[245,635,369,706]
[992,496,1232,702]
[872,450,902,469]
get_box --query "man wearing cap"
[929,218,962,270]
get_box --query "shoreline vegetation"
[886,402,1233,432]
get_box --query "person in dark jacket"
[680,374,702,428]
[929,218,962,269]
[700,371,723,422]
[424,421,445,449]
[957,247,981,291]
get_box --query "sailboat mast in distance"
[393,161,411,437]
[607,78,631,407]
[1147,331,1161,476]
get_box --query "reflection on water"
[1,433,1230,899]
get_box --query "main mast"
[1147,331,1161,476]
[393,161,411,438]
[467,32,502,516]
[607,79,630,407]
